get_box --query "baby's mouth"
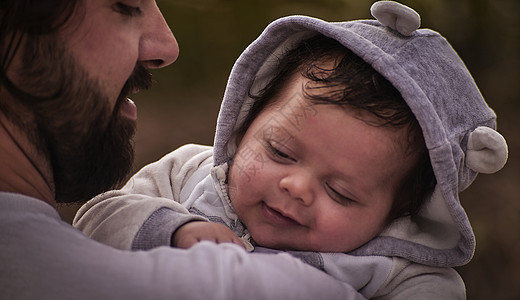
[261,202,301,227]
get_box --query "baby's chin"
[254,235,367,253]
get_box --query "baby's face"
[228,74,415,252]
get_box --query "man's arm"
[1,194,365,300]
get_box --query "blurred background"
[60,0,519,298]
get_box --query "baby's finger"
[176,237,200,249]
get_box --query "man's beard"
[12,35,152,203]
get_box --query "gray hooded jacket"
[74,1,508,298]
[213,0,508,267]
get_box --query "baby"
[75,1,508,298]
[173,34,433,254]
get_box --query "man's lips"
[261,202,301,227]
[120,97,137,121]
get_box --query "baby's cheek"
[227,176,239,203]
[227,160,253,203]
[232,146,269,183]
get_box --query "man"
[0,1,360,299]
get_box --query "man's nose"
[138,3,179,69]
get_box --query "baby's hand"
[172,221,246,249]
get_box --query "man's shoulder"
[0,192,60,219]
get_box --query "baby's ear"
[466,126,508,174]
[370,1,421,36]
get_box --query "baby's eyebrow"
[266,127,291,141]
[253,117,295,146]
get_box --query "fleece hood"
[212,1,508,267]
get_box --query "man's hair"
[239,35,436,222]
[0,0,79,97]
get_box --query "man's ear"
[466,126,508,174]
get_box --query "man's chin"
[54,116,136,203]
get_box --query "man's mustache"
[112,64,152,119]
[121,64,153,97]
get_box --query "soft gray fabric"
[132,207,198,250]
[212,3,507,267]
[74,143,466,298]
[1,192,364,300]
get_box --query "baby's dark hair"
[239,34,436,223]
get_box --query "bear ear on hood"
[370,0,421,36]
[466,126,508,174]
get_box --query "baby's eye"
[266,142,295,162]
[112,2,142,17]
[325,184,355,206]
